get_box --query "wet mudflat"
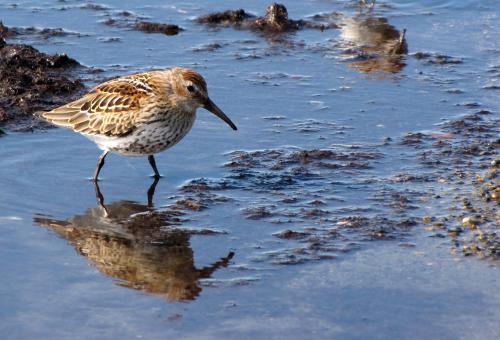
[0,0,499,339]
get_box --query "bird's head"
[171,68,237,130]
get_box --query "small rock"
[134,21,183,35]
[462,216,479,229]
[134,22,183,36]
[422,216,433,224]
[273,229,309,240]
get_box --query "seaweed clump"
[195,9,253,26]
[0,36,84,128]
[403,111,500,260]
[134,22,183,36]
[196,3,338,33]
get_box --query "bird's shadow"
[33,179,234,302]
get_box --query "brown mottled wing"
[43,74,154,137]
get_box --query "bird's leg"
[93,151,108,182]
[147,176,160,207]
[148,155,162,179]
[93,180,109,216]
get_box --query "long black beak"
[203,98,237,131]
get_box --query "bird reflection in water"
[340,1,408,73]
[34,179,234,302]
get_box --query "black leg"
[146,176,160,207]
[93,180,104,206]
[93,151,108,182]
[93,180,109,215]
[148,155,161,178]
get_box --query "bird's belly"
[86,119,195,156]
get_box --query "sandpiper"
[43,68,237,181]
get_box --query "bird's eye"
[187,85,195,93]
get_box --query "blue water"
[0,0,499,338]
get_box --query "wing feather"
[42,72,161,137]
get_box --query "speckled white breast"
[85,112,196,156]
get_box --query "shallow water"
[0,0,499,339]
